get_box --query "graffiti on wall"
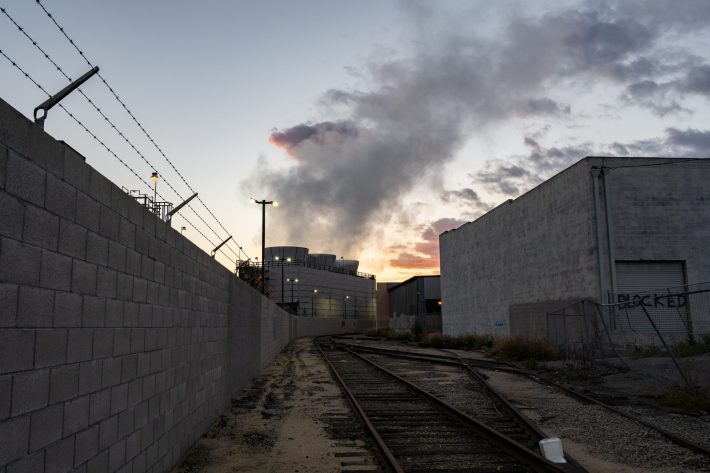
[616,293,687,310]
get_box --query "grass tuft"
[491,337,559,362]
[419,333,494,350]
[633,339,710,358]
[661,387,710,413]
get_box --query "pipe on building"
[601,167,618,304]
[591,168,608,305]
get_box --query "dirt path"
[170,337,378,473]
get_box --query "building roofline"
[439,156,709,238]
[387,274,440,292]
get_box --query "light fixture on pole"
[344,295,350,319]
[150,172,158,211]
[286,278,299,303]
[251,198,278,294]
[312,289,318,317]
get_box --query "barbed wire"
[34,0,250,263]
[2,5,243,262]
[0,48,236,266]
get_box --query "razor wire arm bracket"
[211,236,232,259]
[34,66,99,129]
[166,192,198,226]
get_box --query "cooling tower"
[264,246,309,263]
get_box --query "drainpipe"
[591,168,608,305]
[601,167,617,303]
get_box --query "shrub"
[633,340,710,358]
[453,333,495,350]
[661,387,710,412]
[418,333,494,350]
[411,322,424,341]
[491,337,559,362]
[363,328,389,337]
[419,333,444,347]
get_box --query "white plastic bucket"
[539,437,566,463]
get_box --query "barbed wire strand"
[1,5,243,262]
[35,0,250,263]
[0,48,236,266]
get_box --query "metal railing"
[239,259,375,280]
[122,188,173,221]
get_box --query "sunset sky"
[2,1,710,281]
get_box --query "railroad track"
[317,338,579,473]
[333,338,710,459]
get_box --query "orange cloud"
[390,252,439,270]
[387,217,466,271]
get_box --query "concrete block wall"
[0,98,374,473]
[440,156,710,340]
[0,99,232,473]
[607,161,710,336]
[440,159,600,337]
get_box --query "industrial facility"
[440,157,710,349]
[240,246,376,319]
[386,276,442,333]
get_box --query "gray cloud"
[666,128,710,155]
[680,65,710,95]
[440,187,479,203]
[474,163,538,197]
[518,98,570,116]
[269,121,358,153]
[606,57,660,82]
[245,1,710,254]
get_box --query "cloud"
[440,187,479,203]
[389,217,467,271]
[622,79,690,116]
[679,65,710,95]
[666,128,710,155]
[474,162,536,197]
[268,121,358,157]
[430,217,468,235]
[606,127,710,157]
[245,1,710,258]
[517,98,570,116]
[390,252,438,270]
[472,136,594,197]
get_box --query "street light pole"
[251,198,278,294]
[344,295,350,319]
[151,172,158,214]
[312,289,318,317]
[287,278,299,303]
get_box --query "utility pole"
[251,198,278,294]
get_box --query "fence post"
[562,308,569,359]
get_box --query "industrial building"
[241,246,376,319]
[440,157,710,349]
[387,276,442,333]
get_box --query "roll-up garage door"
[614,261,688,333]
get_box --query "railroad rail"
[333,337,710,459]
[316,337,579,473]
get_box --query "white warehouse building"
[439,157,710,350]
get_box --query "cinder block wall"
[440,159,605,338]
[0,98,233,473]
[0,98,374,473]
